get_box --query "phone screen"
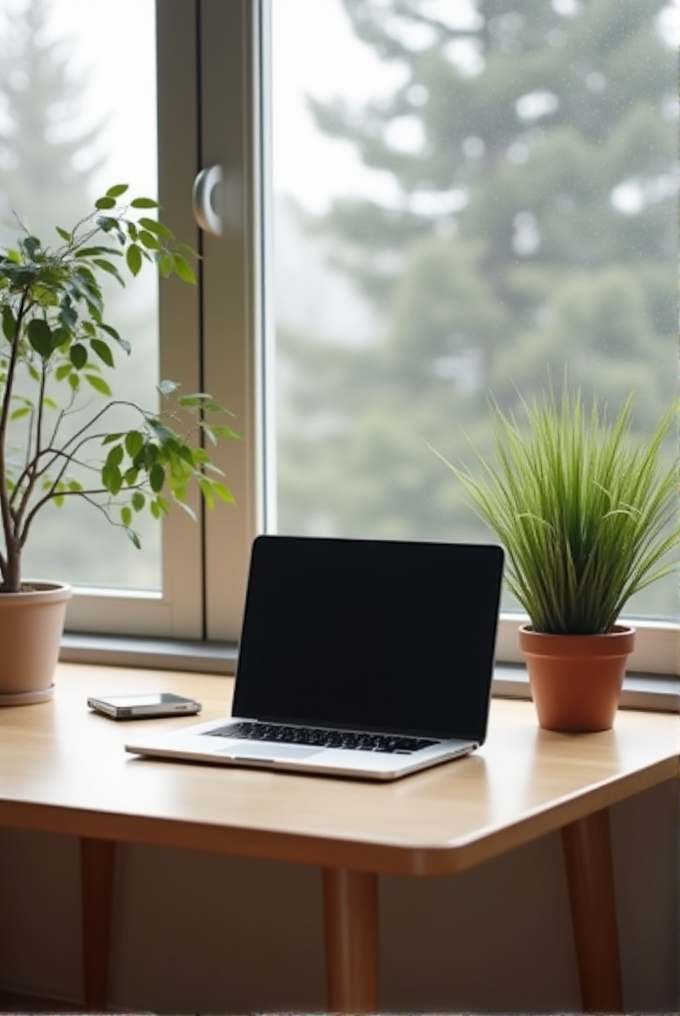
[100,694,187,707]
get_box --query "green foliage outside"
[0,0,104,242]
[274,0,677,618]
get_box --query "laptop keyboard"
[205,721,438,754]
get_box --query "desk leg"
[322,868,379,1012]
[79,837,116,1011]
[561,809,623,1013]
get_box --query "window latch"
[192,165,223,236]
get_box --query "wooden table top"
[0,663,677,877]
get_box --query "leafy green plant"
[0,184,237,594]
[433,383,678,634]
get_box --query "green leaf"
[0,304,15,345]
[126,528,142,549]
[121,506,132,527]
[124,467,139,486]
[177,393,211,406]
[68,271,104,316]
[99,322,130,354]
[138,217,173,239]
[177,444,195,467]
[102,432,123,445]
[130,197,159,208]
[96,215,118,233]
[199,478,215,509]
[92,259,125,285]
[125,430,144,458]
[158,252,174,277]
[126,244,143,276]
[148,418,176,445]
[106,444,124,469]
[138,230,160,251]
[102,463,123,495]
[59,301,78,330]
[95,196,117,210]
[56,226,71,241]
[23,235,41,258]
[210,425,240,439]
[10,407,31,420]
[172,254,197,284]
[2,305,16,341]
[70,343,87,370]
[149,463,165,493]
[85,373,113,396]
[26,319,53,358]
[201,423,217,445]
[106,184,129,198]
[173,498,197,521]
[211,481,235,504]
[55,363,72,381]
[75,246,122,258]
[131,491,145,512]
[91,338,114,367]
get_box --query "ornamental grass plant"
[436,383,678,635]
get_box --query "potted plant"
[434,381,678,732]
[0,185,236,704]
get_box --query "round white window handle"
[192,165,223,236]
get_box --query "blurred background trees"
[0,0,103,241]
[273,0,677,611]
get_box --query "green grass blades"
[436,384,678,634]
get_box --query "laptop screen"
[232,536,504,742]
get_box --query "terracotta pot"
[519,623,636,733]
[0,581,72,705]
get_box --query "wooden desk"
[0,663,677,1012]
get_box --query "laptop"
[125,535,504,781]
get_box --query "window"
[4,0,674,675]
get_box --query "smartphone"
[87,692,202,720]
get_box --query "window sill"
[60,635,679,713]
[60,632,238,674]
[494,663,678,712]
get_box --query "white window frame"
[65,0,261,642]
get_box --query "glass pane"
[0,0,160,590]
[269,0,677,620]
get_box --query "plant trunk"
[0,534,22,593]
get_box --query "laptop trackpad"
[218,742,322,762]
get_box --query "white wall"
[0,779,677,1013]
